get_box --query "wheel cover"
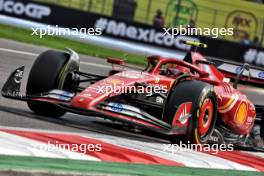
[198,98,213,136]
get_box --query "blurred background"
[34,0,264,46]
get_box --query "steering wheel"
[166,68,177,76]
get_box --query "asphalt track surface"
[0,39,169,143]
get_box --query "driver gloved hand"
[252,125,261,136]
[251,125,264,148]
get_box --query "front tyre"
[26,50,75,118]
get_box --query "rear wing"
[206,57,264,85]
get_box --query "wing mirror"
[234,63,251,89]
[107,57,125,65]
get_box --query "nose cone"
[71,71,149,109]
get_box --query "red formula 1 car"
[2,41,264,148]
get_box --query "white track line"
[0,47,111,68]
[80,61,110,68]
[0,47,37,56]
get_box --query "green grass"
[0,24,146,65]
[0,155,262,176]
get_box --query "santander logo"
[172,102,192,126]
[179,105,189,124]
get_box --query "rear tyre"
[163,80,217,144]
[26,50,72,118]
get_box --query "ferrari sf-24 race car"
[2,41,264,147]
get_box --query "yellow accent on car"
[218,94,235,111]
[194,128,201,144]
[58,62,69,89]
[105,79,124,85]
[184,41,208,48]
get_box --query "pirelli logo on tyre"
[197,87,214,117]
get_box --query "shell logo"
[218,94,239,113]
[235,102,248,125]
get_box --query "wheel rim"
[198,98,213,137]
